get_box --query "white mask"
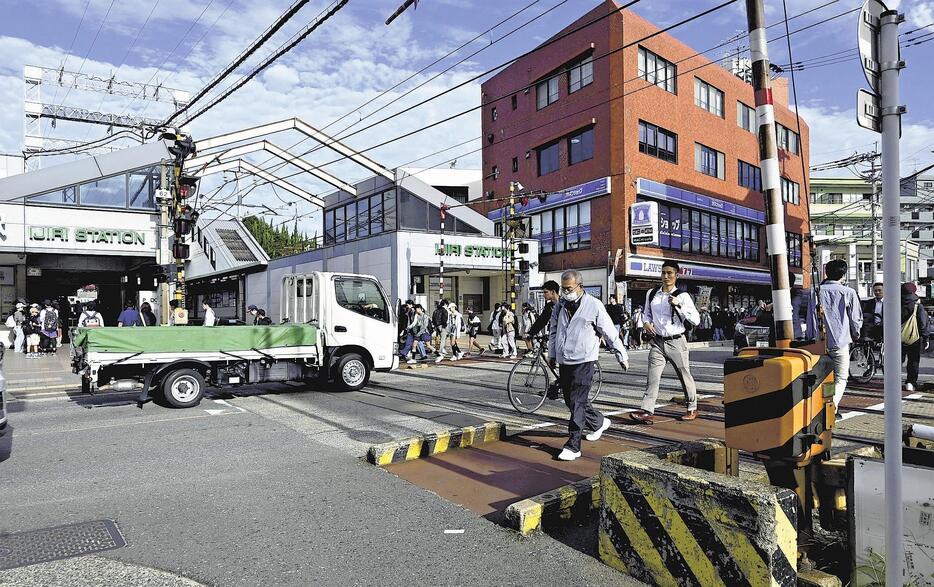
[562,289,582,303]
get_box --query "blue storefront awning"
[488,177,611,221]
[637,178,766,224]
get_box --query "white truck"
[71,272,398,408]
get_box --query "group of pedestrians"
[397,299,479,364]
[6,299,66,358]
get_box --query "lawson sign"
[487,177,611,221]
[630,201,658,245]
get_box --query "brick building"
[473,1,810,312]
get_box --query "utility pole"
[870,145,879,285]
[745,0,793,346]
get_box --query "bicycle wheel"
[588,361,603,403]
[849,344,874,384]
[507,354,550,414]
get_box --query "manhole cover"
[0,519,126,570]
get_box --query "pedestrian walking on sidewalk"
[78,302,104,327]
[549,270,629,461]
[521,303,536,352]
[25,306,41,357]
[817,259,862,408]
[433,300,451,362]
[140,302,158,327]
[400,304,432,363]
[901,282,931,392]
[39,299,59,354]
[489,303,503,353]
[117,301,143,327]
[202,301,217,327]
[502,305,518,359]
[525,280,559,341]
[630,260,700,425]
[631,306,645,350]
[12,302,25,353]
[466,310,484,355]
[447,303,465,361]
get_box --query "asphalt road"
[1,344,930,586]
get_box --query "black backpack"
[42,308,59,332]
[432,306,448,329]
[648,287,696,334]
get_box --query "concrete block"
[599,441,798,587]
[797,569,842,587]
[503,476,600,536]
[366,421,504,466]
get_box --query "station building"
[0,141,173,321]
[242,168,541,322]
[473,1,812,311]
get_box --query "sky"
[0,0,931,234]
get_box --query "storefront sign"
[627,256,771,285]
[487,177,611,220]
[630,201,659,245]
[28,226,146,246]
[637,178,766,224]
[435,243,510,258]
[26,267,42,277]
[0,266,13,285]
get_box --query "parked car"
[733,307,771,354]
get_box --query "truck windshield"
[334,277,389,322]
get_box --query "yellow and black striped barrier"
[723,347,835,462]
[504,477,600,536]
[599,442,798,586]
[366,421,504,466]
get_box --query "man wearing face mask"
[630,260,700,424]
[549,270,629,461]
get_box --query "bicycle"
[506,335,602,414]
[849,337,883,384]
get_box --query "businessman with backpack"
[630,260,700,424]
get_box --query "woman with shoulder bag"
[901,282,931,392]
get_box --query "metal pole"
[880,8,905,586]
[871,156,879,285]
[158,162,171,325]
[439,205,445,301]
[745,0,793,346]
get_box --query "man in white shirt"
[549,270,629,461]
[202,301,216,327]
[630,260,700,424]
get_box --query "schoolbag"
[648,287,695,334]
[901,301,921,345]
[42,308,58,332]
[81,311,102,328]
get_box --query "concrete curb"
[503,476,600,536]
[366,421,504,466]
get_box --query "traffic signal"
[518,243,530,254]
[173,242,190,259]
[174,205,195,236]
[519,260,530,273]
[177,175,199,200]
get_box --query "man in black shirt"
[525,280,560,340]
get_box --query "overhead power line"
[211,0,852,201]
[163,0,317,127]
[173,0,352,128]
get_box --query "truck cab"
[280,272,398,389]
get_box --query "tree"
[243,215,314,259]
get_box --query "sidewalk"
[2,345,80,393]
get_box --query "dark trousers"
[903,340,922,385]
[559,361,604,452]
[400,332,430,358]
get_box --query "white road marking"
[838,392,924,421]
[22,410,245,436]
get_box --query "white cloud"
[908,1,934,27]
[263,63,300,92]
[800,103,934,176]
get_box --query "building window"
[512,157,519,173]
[80,174,127,208]
[776,123,800,155]
[491,165,499,180]
[31,186,77,205]
[694,78,724,117]
[568,54,593,93]
[536,76,559,110]
[646,196,760,261]
[737,101,756,133]
[637,46,676,93]
[786,232,803,267]
[912,211,920,220]
[491,107,497,121]
[511,94,517,110]
[638,120,677,163]
[912,230,920,238]
[737,160,762,192]
[128,166,159,209]
[568,127,594,165]
[537,141,560,176]
[533,200,591,255]
[695,143,725,179]
[781,177,800,205]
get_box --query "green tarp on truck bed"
[74,325,318,354]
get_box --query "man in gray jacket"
[549,270,629,461]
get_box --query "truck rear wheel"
[335,353,369,391]
[162,369,205,408]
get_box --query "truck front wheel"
[335,353,370,391]
[162,369,206,408]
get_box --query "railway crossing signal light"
[177,175,199,200]
[173,242,190,260]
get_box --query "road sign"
[857,0,887,93]
[630,201,658,246]
[856,89,881,133]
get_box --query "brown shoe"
[629,411,654,425]
[680,410,697,421]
